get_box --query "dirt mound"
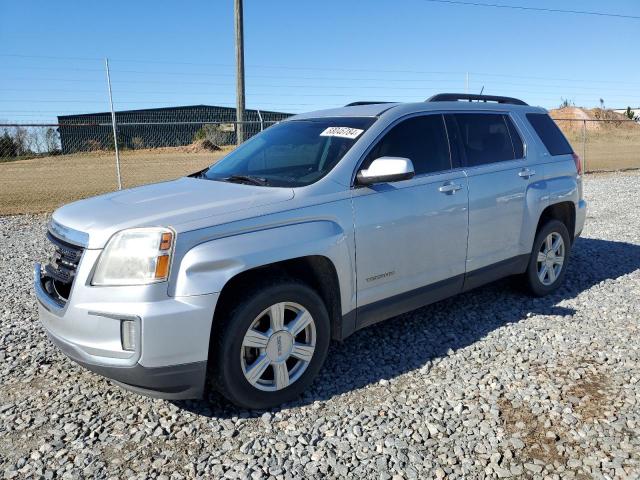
[124,140,232,155]
[550,107,637,132]
[178,139,222,153]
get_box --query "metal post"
[582,119,587,173]
[104,58,122,190]
[257,109,264,131]
[234,0,246,145]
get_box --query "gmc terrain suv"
[36,94,586,408]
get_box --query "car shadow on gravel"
[174,237,640,418]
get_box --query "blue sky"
[1,0,639,122]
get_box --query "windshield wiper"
[223,175,269,186]
[188,167,208,179]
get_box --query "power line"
[2,63,637,88]
[2,53,639,86]
[3,71,638,90]
[3,92,637,105]
[7,82,635,94]
[422,0,640,20]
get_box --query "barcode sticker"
[320,127,364,139]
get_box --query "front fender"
[170,221,353,312]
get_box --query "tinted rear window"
[526,113,573,156]
[453,113,517,167]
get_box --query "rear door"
[352,113,469,326]
[446,112,530,274]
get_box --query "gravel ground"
[1,171,639,479]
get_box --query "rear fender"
[520,167,549,255]
[522,160,579,252]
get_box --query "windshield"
[199,117,376,187]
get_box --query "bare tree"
[44,128,61,155]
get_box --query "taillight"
[572,153,583,175]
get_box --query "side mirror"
[356,157,415,185]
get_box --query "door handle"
[438,182,462,194]
[518,168,536,178]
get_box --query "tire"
[523,219,571,296]
[209,279,330,409]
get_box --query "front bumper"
[44,324,207,399]
[35,262,219,400]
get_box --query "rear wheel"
[210,280,330,409]
[523,219,571,296]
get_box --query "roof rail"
[426,93,528,106]
[344,101,396,107]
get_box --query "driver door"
[351,113,469,328]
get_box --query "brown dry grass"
[498,364,615,474]
[498,396,568,467]
[0,147,232,215]
[1,124,639,215]
[550,107,640,171]
[563,129,640,171]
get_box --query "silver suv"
[36,94,586,408]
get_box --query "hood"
[52,178,295,248]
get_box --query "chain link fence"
[1,116,639,215]
[551,118,640,172]
[0,116,283,215]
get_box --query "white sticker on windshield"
[320,126,364,139]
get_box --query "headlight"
[92,227,174,286]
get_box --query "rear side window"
[526,113,573,156]
[453,113,519,167]
[365,114,451,175]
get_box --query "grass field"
[1,131,639,215]
[0,148,229,215]
[565,130,640,172]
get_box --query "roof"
[289,103,401,120]
[288,100,544,121]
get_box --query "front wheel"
[523,219,571,296]
[210,280,330,409]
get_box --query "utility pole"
[104,58,122,190]
[234,0,246,145]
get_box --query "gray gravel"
[1,171,640,479]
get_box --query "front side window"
[364,114,451,175]
[453,113,521,167]
[200,117,376,187]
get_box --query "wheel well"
[537,202,576,243]
[213,256,343,340]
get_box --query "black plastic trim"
[356,274,464,330]
[338,254,530,340]
[46,331,206,399]
[427,93,528,106]
[345,101,396,107]
[462,254,529,292]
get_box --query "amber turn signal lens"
[154,254,170,279]
[159,232,173,251]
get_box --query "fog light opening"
[121,319,137,352]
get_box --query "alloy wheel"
[240,302,316,392]
[536,232,565,286]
